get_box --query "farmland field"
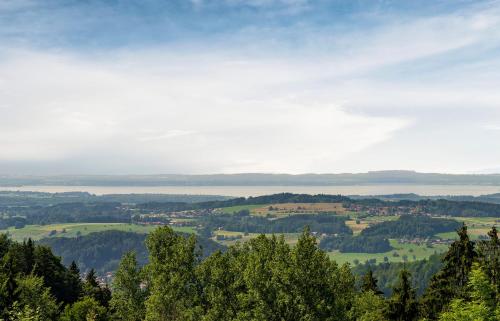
[434,216,500,240]
[0,223,196,241]
[328,239,449,265]
[218,205,264,214]
[345,220,369,235]
[219,202,347,218]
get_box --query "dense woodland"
[353,254,444,296]
[0,225,499,320]
[360,215,461,239]
[319,234,392,253]
[201,212,352,235]
[39,231,224,274]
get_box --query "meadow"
[0,223,195,242]
[328,239,449,265]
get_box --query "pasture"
[328,239,449,265]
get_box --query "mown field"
[0,223,196,242]
[218,203,347,217]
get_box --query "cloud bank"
[1,0,500,174]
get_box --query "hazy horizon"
[2,0,500,175]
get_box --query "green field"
[328,239,448,265]
[434,216,499,240]
[0,223,196,241]
[218,205,264,214]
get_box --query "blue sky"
[1,0,500,174]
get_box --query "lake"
[1,184,500,197]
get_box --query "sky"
[1,0,500,175]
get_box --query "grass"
[436,228,491,241]
[218,205,264,214]
[342,215,398,235]
[328,239,448,266]
[434,216,500,240]
[0,223,196,241]
[345,220,369,235]
[218,203,348,218]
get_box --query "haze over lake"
[2,185,500,197]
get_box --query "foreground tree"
[385,269,418,321]
[361,269,383,295]
[290,228,355,320]
[477,227,500,295]
[110,251,147,321]
[420,225,476,319]
[439,264,498,321]
[59,296,108,321]
[13,275,60,321]
[83,269,111,308]
[144,226,201,321]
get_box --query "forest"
[359,215,461,239]
[319,234,393,253]
[39,230,224,274]
[0,224,499,320]
[200,212,352,235]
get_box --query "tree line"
[200,212,352,235]
[1,224,500,320]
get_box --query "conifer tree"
[385,269,418,321]
[477,226,500,294]
[83,268,111,308]
[420,224,476,319]
[361,269,383,295]
[65,261,83,304]
[0,254,17,318]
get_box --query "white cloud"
[1,1,500,174]
[0,49,409,173]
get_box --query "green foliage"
[348,291,387,321]
[83,269,111,308]
[477,226,500,295]
[320,235,392,253]
[201,213,352,235]
[360,215,461,239]
[385,269,418,321]
[39,230,224,274]
[420,225,476,319]
[353,253,443,296]
[143,226,355,321]
[5,302,42,321]
[438,264,497,321]
[3,221,500,321]
[14,275,59,321]
[361,270,383,295]
[110,252,147,321]
[59,296,108,321]
[144,227,200,321]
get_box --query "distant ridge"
[2,170,500,186]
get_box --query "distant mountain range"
[2,170,500,186]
